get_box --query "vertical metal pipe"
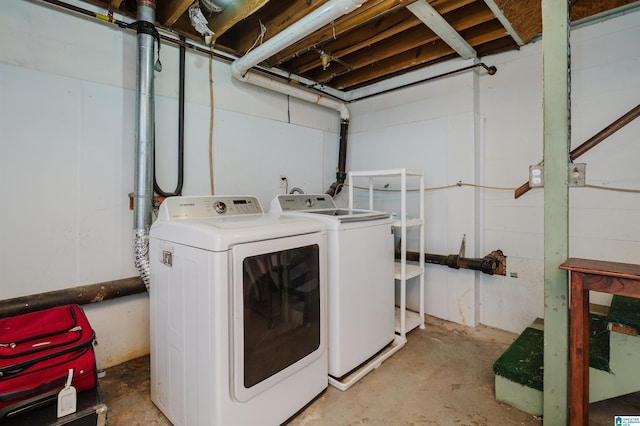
[336,118,349,191]
[133,0,156,290]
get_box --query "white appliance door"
[231,233,326,402]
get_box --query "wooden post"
[542,0,570,423]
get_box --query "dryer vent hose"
[134,229,151,290]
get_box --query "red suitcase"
[0,305,97,421]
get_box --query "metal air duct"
[133,0,157,290]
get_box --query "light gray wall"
[0,0,340,369]
[478,12,640,332]
[341,10,640,333]
[1,0,638,369]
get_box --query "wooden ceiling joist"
[267,0,411,66]
[286,1,495,78]
[208,0,271,40]
[219,0,327,52]
[407,0,477,59]
[72,0,638,92]
[290,10,421,73]
[157,0,192,27]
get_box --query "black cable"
[154,36,185,197]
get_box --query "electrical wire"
[349,181,517,192]
[585,184,640,193]
[349,182,640,193]
[245,20,267,54]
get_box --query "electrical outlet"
[529,165,544,188]
[279,175,287,188]
[568,163,586,187]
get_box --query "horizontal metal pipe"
[0,277,146,318]
[348,62,497,102]
[399,249,506,275]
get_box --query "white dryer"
[149,195,327,426]
[270,194,399,390]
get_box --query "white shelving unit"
[348,168,425,338]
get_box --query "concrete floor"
[99,316,639,425]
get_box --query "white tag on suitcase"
[57,369,77,418]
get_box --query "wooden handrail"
[514,104,640,199]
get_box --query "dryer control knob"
[214,201,227,214]
[305,198,314,208]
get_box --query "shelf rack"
[348,168,425,338]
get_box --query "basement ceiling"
[82,0,638,91]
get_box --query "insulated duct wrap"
[134,228,151,289]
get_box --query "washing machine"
[270,194,396,388]
[149,195,327,426]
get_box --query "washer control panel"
[275,194,337,211]
[160,196,263,220]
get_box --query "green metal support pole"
[542,0,571,424]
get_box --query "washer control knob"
[304,198,314,208]
[214,201,227,214]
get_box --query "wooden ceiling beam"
[296,3,495,79]
[330,17,510,90]
[269,0,480,66]
[473,35,516,56]
[307,25,440,81]
[330,40,456,89]
[109,0,124,10]
[430,0,478,14]
[482,0,524,45]
[157,0,192,27]
[462,19,507,46]
[267,0,411,66]
[220,0,327,53]
[209,0,271,40]
[490,0,540,43]
[408,0,476,59]
[292,11,421,73]
[293,1,493,73]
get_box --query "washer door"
[231,233,325,402]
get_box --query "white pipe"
[232,0,366,77]
[230,0,368,119]
[234,70,350,119]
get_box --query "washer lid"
[301,209,390,222]
[270,194,391,223]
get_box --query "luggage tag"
[57,368,77,418]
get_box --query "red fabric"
[0,305,96,414]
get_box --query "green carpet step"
[607,295,640,334]
[493,313,610,392]
[492,313,609,416]
[494,305,640,416]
